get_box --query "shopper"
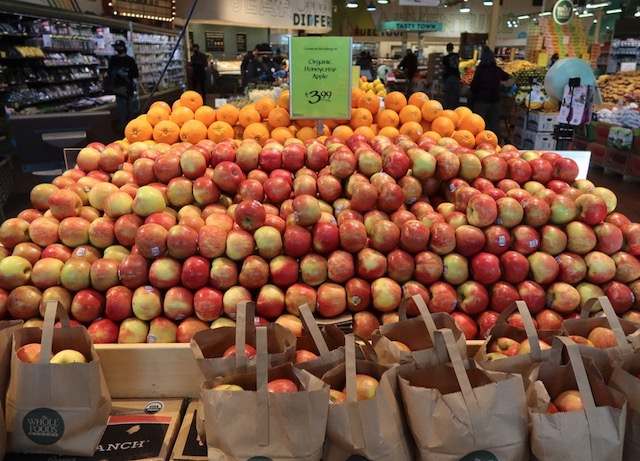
[549,52,559,68]
[442,42,461,110]
[470,46,511,138]
[398,49,418,96]
[244,43,277,86]
[106,39,139,132]
[241,44,260,90]
[189,44,208,101]
[356,51,373,81]
[273,48,286,69]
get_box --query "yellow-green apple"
[327,250,356,284]
[39,285,71,316]
[612,251,640,283]
[390,340,411,352]
[75,146,102,171]
[517,280,546,314]
[224,229,255,262]
[238,255,270,289]
[89,258,120,292]
[8,243,38,270]
[300,253,328,287]
[0,218,30,250]
[548,194,578,225]
[555,252,587,284]
[29,257,63,290]
[47,188,83,220]
[344,374,379,401]
[584,251,616,284]
[165,176,194,208]
[510,224,541,255]
[50,348,88,364]
[70,288,104,323]
[316,282,347,318]
[118,317,150,343]
[488,337,520,356]
[528,251,560,285]
[565,221,597,255]
[87,182,118,213]
[442,253,469,285]
[605,212,631,229]
[17,343,52,363]
[59,257,91,292]
[517,338,551,355]
[622,309,640,323]
[285,283,317,316]
[7,285,41,320]
[274,313,303,337]
[268,378,298,393]
[454,224,486,258]
[163,286,194,320]
[428,281,458,313]
[575,193,608,226]
[253,225,283,261]
[148,316,178,343]
[212,383,244,391]
[148,257,181,290]
[470,252,501,285]
[71,245,101,263]
[356,248,387,281]
[399,220,430,254]
[352,310,381,340]
[428,222,456,256]
[413,250,444,285]
[498,251,530,285]
[131,185,166,217]
[576,282,606,310]
[180,255,210,291]
[255,284,285,319]
[553,390,583,412]
[86,216,114,249]
[29,183,59,212]
[486,352,509,360]
[104,285,133,321]
[87,318,119,344]
[328,388,348,404]
[589,186,617,214]
[522,196,551,228]
[338,219,368,254]
[132,285,163,321]
[28,217,60,248]
[222,285,252,318]
[292,174,317,198]
[209,256,238,290]
[568,335,594,347]
[546,282,581,313]
[363,210,389,238]
[455,152,482,182]
[179,149,208,179]
[210,317,237,329]
[603,281,634,313]
[456,280,489,315]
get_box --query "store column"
[487,1,501,49]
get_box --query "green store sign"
[379,21,443,32]
[553,0,574,25]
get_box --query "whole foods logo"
[22,408,64,445]
[553,0,574,25]
[459,450,500,461]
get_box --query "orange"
[454,106,473,121]
[351,87,364,108]
[399,104,423,124]
[238,105,262,128]
[277,90,290,109]
[179,90,204,112]
[216,104,240,125]
[150,100,172,115]
[440,109,460,127]
[179,119,208,144]
[332,125,354,142]
[376,109,400,128]
[475,129,499,147]
[267,107,291,128]
[270,126,294,144]
[124,118,153,143]
[207,120,235,143]
[170,105,195,127]
[296,118,317,128]
[296,126,318,142]
[384,91,407,112]
[146,105,170,127]
[152,120,181,144]
[357,92,381,115]
[377,126,400,140]
[194,105,216,127]
[350,108,374,129]
[243,122,271,146]
[431,116,456,137]
[421,100,443,122]
[422,130,442,142]
[354,125,376,141]
[254,97,277,119]
[172,99,182,111]
[451,129,476,149]
[408,91,429,107]
[458,113,486,136]
[399,121,423,142]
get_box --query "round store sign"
[553,0,574,25]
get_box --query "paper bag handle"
[40,300,71,364]
[298,303,331,356]
[433,329,486,443]
[256,325,269,447]
[235,301,256,369]
[581,296,632,355]
[344,333,366,450]
[408,294,438,343]
[494,300,542,359]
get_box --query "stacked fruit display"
[1,89,639,345]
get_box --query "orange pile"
[123,89,499,150]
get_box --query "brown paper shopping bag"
[0,319,22,460]
[201,326,329,461]
[322,333,415,461]
[528,336,627,461]
[398,328,529,461]
[562,296,638,380]
[371,293,466,366]
[475,300,563,387]
[608,351,640,460]
[5,300,111,456]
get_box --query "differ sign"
[379,21,443,32]
[289,37,352,120]
[553,0,574,25]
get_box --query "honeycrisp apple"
[344,374,379,401]
[50,349,88,364]
[553,390,584,412]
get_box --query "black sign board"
[205,31,224,52]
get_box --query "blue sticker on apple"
[459,450,500,461]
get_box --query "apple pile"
[212,377,298,393]
[1,105,640,343]
[486,337,552,360]
[16,342,88,364]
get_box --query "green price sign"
[289,36,352,120]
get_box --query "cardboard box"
[170,400,208,461]
[588,142,607,167]
[604,146,629,174]
[520,128,556,151]
[526,111,558,133]
[5,399,186,461]
[624,153,640,180]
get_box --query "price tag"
[42,34,52,48]
[563,35,570,45]
[620,62,637,72]
[289,36,352,120]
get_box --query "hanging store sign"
[379,21,443,32]
[398,0,440,5]
[553,0,574,25]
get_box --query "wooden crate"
[589,142,607,167]
[623,153,640,182]
[604,146,630,174]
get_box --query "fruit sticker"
[459,450,500,461]
[460,450,500,461]
[22,408,65,445]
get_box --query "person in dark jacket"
[398,49,419,96]
[470,46,510,138]
[244,43,277,87]
[107,39,139,132]
[241,44,259,90]
[189,44,208,100]
[356,51,373,81]
[442,43,460,110]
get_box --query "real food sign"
[289,36,352,120]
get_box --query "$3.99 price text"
[304,90,332,104]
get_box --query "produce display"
[598,71,640,104]
[502,59,536,76]
[596,105,640,129]
[1,89,640,346]
[358,76,387,97]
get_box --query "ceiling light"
[346,0,358,7]
[483,1,493,5]
[586,2,611,8]
[606,8,622,14]
[377,0,389,4]
[367,1,376,11]
[593,18,598,22]
[635,8,640,17]
[518,14,530,19]
[579,12,594,17]
[460,5,471,13]
[539,11,552,16]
